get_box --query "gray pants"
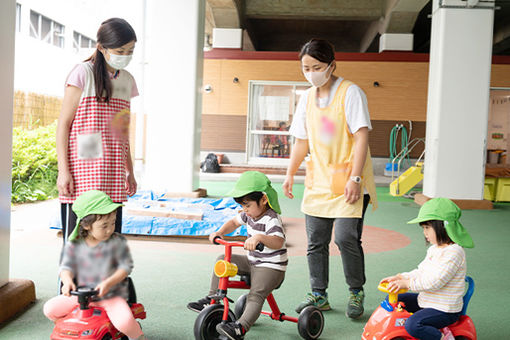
[208,254,285,330]
[305,194,370,294]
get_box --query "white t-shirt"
[289,77,372,139]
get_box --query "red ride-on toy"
[50,279,146,340]
[193,237,325,340]
[362,276,476,340]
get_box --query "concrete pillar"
[423,0,494,200]
[143,0,205,192]
[0,0,15,287]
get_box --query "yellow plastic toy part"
[378,282,408,304]
[214,260,238,278]
[389,162,424,196]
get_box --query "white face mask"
[105,51,132,70]
[304,63,332,88]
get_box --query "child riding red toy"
[50,283,146,340]
[362,276,476,340]
[192,237,324,340]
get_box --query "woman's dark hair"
[299,38,335,64]
[85,18,137,103]
[234,191,269,209]
[420,220,453,246]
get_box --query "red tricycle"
[192,237,325,340]
[362,276,476,340]
[50,279,146,340]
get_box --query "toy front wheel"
[194,304,236,340]
[234,294,248,319]
[297,306,324,340]
[101,335,112,340]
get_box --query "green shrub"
[12,122,58,202]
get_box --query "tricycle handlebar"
[213,236,264,251]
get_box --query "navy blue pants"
[397,293,460,340]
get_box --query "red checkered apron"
[59,96,129,203]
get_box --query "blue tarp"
[50,190,247,237]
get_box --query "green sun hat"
[407,197,474,248]
[68,190,123,241]
[228,171,281,214]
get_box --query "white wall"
[143,0,205,192]
[424,0,494,200]
[0,0,16,287]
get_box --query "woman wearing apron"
[283,38,377,319]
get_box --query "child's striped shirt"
[236,209,287,272]
[402,243,466,313]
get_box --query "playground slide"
[390,162,424,196]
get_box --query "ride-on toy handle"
[71,287,99,310]
[378,282,408,305]
[213,236,265,251]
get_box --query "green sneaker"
[295,292,331,313]
[346,290,364,319]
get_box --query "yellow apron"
[302,79,378,218]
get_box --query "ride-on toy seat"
[362,276,477,340]
[192,237,325,340]
[50,278,146,340]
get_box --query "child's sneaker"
[295,292,331,313]
[346,289,364,319]
[187,296,212,313]
[440,327,455,340]
[216,321,246,340]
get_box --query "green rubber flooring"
[1,183,509,339]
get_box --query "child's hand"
[387,279,410,293]
[209,232,223,244]
[95,280,113,297]
[379,274,402,285]
[244,235,262,251]
[61,280,76,297]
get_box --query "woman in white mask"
[283,39,378,320]
[56,18,139,246]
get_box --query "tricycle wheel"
[234,294,248,319]
[297,306,324,340]
[101,335,112,340]
[194,304,236,340]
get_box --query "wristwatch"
[350,175,362,184]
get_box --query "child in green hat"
[43,190,147,340]
[379,197,474,340]
[187,171,287,340]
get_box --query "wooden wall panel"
[202,59,221,115]
[491,65,510,87]
[200,114,426,158]
[201,114,246,151]
[202,59,510,121]
[202,59,431,121]
[369,120,426,158]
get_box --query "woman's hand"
[126,172,137,197]
[344,179,361,204]
[282,175,294,199]
[57,170,74,196]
